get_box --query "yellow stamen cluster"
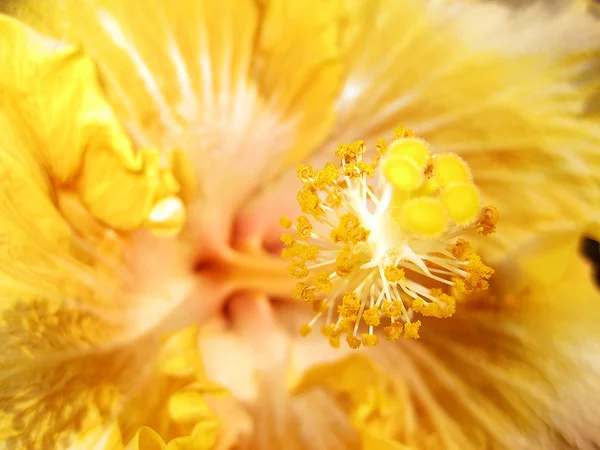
[283,127,497,349]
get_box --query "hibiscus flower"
[1,1,600,449]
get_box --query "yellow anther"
[453,278,468,296]
[384,265,405,282]
[393,125,414,140]
[432,154,472,187]
[453,255,494,295]
[382,300,403,318]
[297,186,322,216]
[323,162,339,180]
[338,292,360,317]
[331,228,347,244]
[348,226,370,244]
[411,298,427,313]
[292,282,308,300]
[357,161,375,177]
[382,155,424,191]
[322,323,342,338]
[335,247,361,276]
[387,138,429,168]
[336,213,370,244]
[342,292,360,305]
[333,214,370,244]
[384,323,403,342]
[296,215,313,240]
[302,290,316,303]
[340,213,359,230]
[325,191,342,208]
[440,182,480,225]
[404,321,421,339]
[346,334,362,349]
[375,138,388,156]
[338,318,355,333]
[300,244,319,261]
[465,254,494,291]
[343,162,362,179]
[299,324,312,337]
[280,216,292,228]
[477,205,499,235]
[314,162,339,188]
[315,272,333,293]
[361,333,379,347]
[292,283,314,302]
[412,296,454,318]
[288,260,309,279]
[285,243,305,259]
[437,293,456,317]
[399,197,447,237]
[281,233,295,247]
[335,140,366,160]
[329,336,341,348]
[297,164,315,182]
[362,307,381,327]
[448,239,472,260]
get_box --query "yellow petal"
[166,421,220,450]
[0,19,190,446]
[124,427,167,450]
[362,432,414,450]
[292,355,394,429]
[168,391,213,424]
[77,146,183,234]
[258,0,343,164]
[292,354,382,401]
[10,0,342,247]
[515,229,581,286]
[158,325,203,377]
[168,148,197,207]
[67,422,125,450]
[0,14,183,235]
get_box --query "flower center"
[281,127,498,349]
